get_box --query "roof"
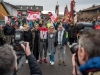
[81,5,100,12]
[16,5,43,11]
[0,0,10,14]
[4,2,18,9]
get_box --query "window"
[36,7,38,9]
[21,7,22,9]
[97,10,99,13]
[27,7,28,9]
[22,11,26,14]
[31,7,32,9]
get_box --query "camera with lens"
[70,43,80,66]
[70,22,93,66]
[13,29,25,56]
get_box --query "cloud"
[4,0,100,14]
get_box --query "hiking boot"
[39,59,42,64]
[44,58,47,63]
[58,60,61,65]
[62,61,66,66]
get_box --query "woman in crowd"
[24,25,33,63]
[32,23,40,61]
[47,26,56,65]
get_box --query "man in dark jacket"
[68,22,76,45]
[4,21,14,45]
[0,43,42,75]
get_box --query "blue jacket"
[79,57,100,75]
[63,23,69,32]
[29,21,34,29]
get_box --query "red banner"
[27,11,41,20]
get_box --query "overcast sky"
[4,0,100,14]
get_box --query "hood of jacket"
[79,57,100,75]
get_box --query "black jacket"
[4,24,14,35]
[23,30,33,46]
[68,26,76,38]
[27,54,42,75]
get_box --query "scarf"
[58,29,64,45]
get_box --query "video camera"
[70,22,93,66]
[76,22,93,34]
[13,29,25,56]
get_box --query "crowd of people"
[0,15,100,75]
[1,17,75,66]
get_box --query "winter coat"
[4,24,14,35]
[55,29,66,46]
[47,32,56,54]
[27,54,42,75]
[31,29,40,52]
[23,30,33,47]
[68,25,76,38]
[79,57,100,75]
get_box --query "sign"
[27,11,41,20]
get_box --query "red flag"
[48,12,58,23]
[27,11,41,20]
[69,0,75,22]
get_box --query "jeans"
[50,52,54,62]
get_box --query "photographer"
[0,42,42,75]
[72,29,100,75]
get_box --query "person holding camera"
[0,42,42,75]
[72,29,100,75]
[55,25,67,66]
